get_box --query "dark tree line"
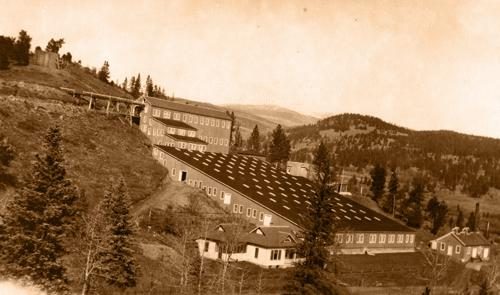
[0,30,32,70]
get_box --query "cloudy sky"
[2,0,500,138]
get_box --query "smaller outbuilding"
[196,223,304,268]
[430,227,491,263]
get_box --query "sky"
[2,0,500,138]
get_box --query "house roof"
[165,134,208,145]
[155,145,413,233]
[153,117,197,131]
[145,96,231,120]
[433,229,490,247]
[203,224,298,249]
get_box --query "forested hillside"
[289,113,500,199]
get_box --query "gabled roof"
[435,230,490,247]
[165,134,207,145]
[156,145,413,233]
[202,224,298,249]
[153,117,197,131]
[145,96,231,120]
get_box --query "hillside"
[225,104,318,136]
[288,113,500,233]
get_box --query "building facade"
[153,145,416,256]
[430,227,491,262]
[140,97,232,153]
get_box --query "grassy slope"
[225,104,318,127]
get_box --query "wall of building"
[335,232,415,254]
[141,102,231,153]
[142,118,206,152]
[431,235,490,262]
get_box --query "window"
[247,208,251,217]
[345,234,353,243]
[221,121,225,128]
[213,187,217,196]
[153,108,161,117]
[252,209,257,218]
[356,234,364,244]
[210,119,215,126]
[194,116,198,124]
[220,139,224,145]
[259,212,264,221]
[335,233,343,243]
[379,234,386,243]
[209,137,213,144]
[171,168,176,176]
[174,112,180,120]
[388,234,395,243]
[270,250,281,261]
[208,187,212,195]
[254,248,259,258]
[182,114,188,122]
[188,179,193,186]
[205,117,210,125]
[204,241,209,252]
[397,234,404,243]
[163,110,171,119]
[455,245,461,254]
[285,249,295,260]
[216,120,220,127]
[369,234,377,244]
[220,191,225,200]
[440,242,445,251]
[188,115,193,123]
[188,131,196,137]
[409,234,415,244]
[233,204,238,213]
[214,138,218,145]
[225,139,229,146]
[239,205,243,214]
[178,129,186,136]
[405,234,410,243]
[226,121,230,129]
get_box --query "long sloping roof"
[165,134,208,145]
[155,145,413,233]
[145,97,231,120]
[153,117,197,131]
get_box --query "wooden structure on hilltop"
[60,87,144,124]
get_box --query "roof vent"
[451,227,460,234]
[461,227,470,234]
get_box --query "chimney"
[451,227,460,234]
[461,227,469,234]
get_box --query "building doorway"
[180,171,187,182]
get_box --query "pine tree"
[465,212,476,231]
[426,196,448,235]
[284,141,337,294]
[145,75,153,97]
[14,30,32,66]
[0,36,15,70]
[370,164,386,204]
[405,178,425,228]
[129,76,136,93]
[267,124,291,170]
[100,179,138,289]
[121,77,128,91]
[456,206,464,228]
[97,61,111,83]
[131,73,142,98]
[382,168,398,215]
[0,126,79,293]
[247,124,260,152]
[231,123,243,152]
[45,38,65,53]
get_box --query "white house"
[430,227,491,263]
[196,224,304,268]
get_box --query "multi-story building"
[140,96,232,153]
[153,145,416,259]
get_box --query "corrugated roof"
[156,145,413,233]
[145,97,231,120]
[165,134,208,145]
[153,117,197,131]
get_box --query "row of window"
[199,136,229,146]
[145,125,197,138]
[267,249,295,261]
[150,107,231,130]
[439,242,462,254]
[335,233,414,245]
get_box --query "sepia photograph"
[0,1,499,294]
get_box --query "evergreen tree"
[45,38,65,53]
[129,76,136,93]
[0,126,79,293]
[465,212,476,231]
[97,61,111,83]
[0,133,16,188]
[382,168,398,215]
[14,30,31,66]
[247,124,260,152]
[0,36,15,70]
[121,77,128,91]
[145,75,153,96]
[405,178,425,228]
[426,196,448,235]
[369,164,386,204]
[285,141,337,294]
[100,179,138,289]
[268,124,291,170]
[131,73,141,98]
[456,205,464,228]
[231,123,243,152]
